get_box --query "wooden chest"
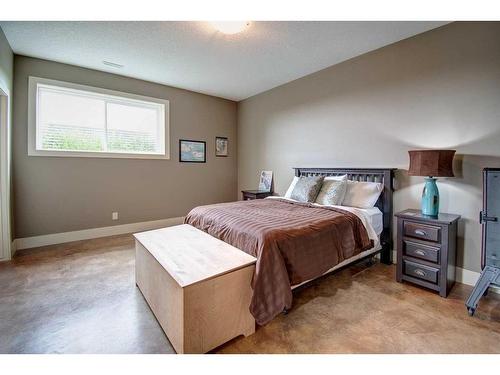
[134,224,256,353]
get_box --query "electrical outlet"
[112,212,119,220]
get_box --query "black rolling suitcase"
[466,168,500,316]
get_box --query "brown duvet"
[185,198,371,325]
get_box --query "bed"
[185,168,395,325]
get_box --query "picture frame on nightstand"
[258,171,273,192]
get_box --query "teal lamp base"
[421,177,439,217]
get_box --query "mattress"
[369,207,383,236]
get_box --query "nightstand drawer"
[403,260,439,284]
[404,241,440,264]
[403,221,440,242]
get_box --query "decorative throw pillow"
[290,176,324,202]
[284,175,347,198]
[315,179,347,206]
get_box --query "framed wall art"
[179,139,206,163]
[215,136,228,157]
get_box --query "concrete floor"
[1,234,500,354]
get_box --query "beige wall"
[13,56,237,238]
[237,22,500,273]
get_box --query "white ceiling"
[0,21,447,101]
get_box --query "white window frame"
[28,76,170,159]
[0,80,12,261]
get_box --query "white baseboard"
[455,267,479,286]
[453,267,500,294]
[392,250,499,294]
[13,216,185,251]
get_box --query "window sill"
[28,149,171,160]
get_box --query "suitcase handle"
[480,211,498,224]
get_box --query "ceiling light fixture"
[210,21,250,35]
[103,60,124,69]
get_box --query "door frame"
[0,79,11,261]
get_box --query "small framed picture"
[258,171,273,192]
[179,139,206,163]
[215,136,228,157]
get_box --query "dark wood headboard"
[293,167,396,264]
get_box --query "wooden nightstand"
[241,190,273,200]
[395,209,461,297]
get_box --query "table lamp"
[408,149,456,217]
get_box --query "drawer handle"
[414,269,426,277]
[414,229,427,236]
[414,250,427,256]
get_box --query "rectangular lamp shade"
[408,150,456,177]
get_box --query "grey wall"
[13,56,237,238]
[237,22,500,273]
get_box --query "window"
[28,77,169,159]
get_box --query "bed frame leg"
[380,243,392,265]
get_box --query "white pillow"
[284,176,299,198]
[324,174,347,182]
[342,180,384,208]
[315,179,347,206]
